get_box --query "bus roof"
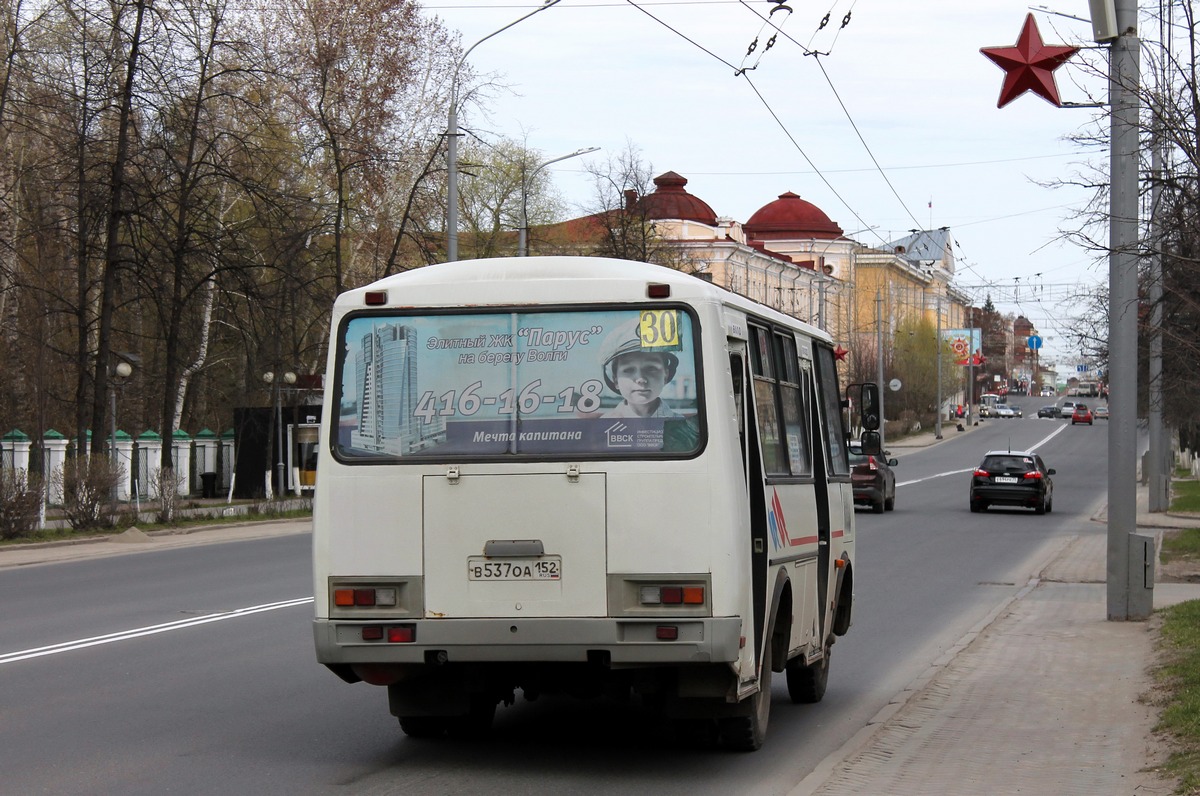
[336,256,831,343]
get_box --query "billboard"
[943,328,983,366]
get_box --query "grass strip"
[1173,479,1200,513]
[1155,600,1200,792]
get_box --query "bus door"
[815,344,853,643]
[804,362,832,640]
[728,339,768,671]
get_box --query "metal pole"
[110,385,118,504]
[968,306,976,426]
[876,289,885,451]
[519,146,599,256]
[1107,0,1144,620]
[275,382,284,497]
[445,0,564,262]
[935,294,943,439]
[1148,126,1166,511]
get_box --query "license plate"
[467,556,562,581]
[994,476,1019,484]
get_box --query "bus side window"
[776,333,811,477]
[730,352,745,440]
[749,326,788,475]
[815,346,850,476]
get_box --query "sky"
[427,0,1115,362]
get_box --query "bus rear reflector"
[361,626,383,641]
[364,290,387,305]
[647,283,670,298]
[656,626,679,640]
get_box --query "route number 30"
[638,310,682,352]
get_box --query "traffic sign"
[1076,364,1090,372]
[1027,335,1042,350]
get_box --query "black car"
[1036,405,1057,418]
[970,450,1055,514]
[849,446,898,514]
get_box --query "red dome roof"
[637,172,718,226]
[745,191,844,240]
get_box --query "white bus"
[312,257,879,751]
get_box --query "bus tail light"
[636,583,706,606]
[333,587,398,607]
[329,578,420,618]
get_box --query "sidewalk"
[0,517,311,569]
[792,469,1200,794]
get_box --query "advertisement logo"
[605,421,635,448]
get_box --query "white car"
[994,405,1015,418]
[1059,401,1076,418]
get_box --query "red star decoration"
[980,14,1079,108]
[833,345,848,362]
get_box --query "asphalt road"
[0,412,1107,795]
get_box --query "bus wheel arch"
[720,577,790,751]
[831,559,853,637]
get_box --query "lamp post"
[109,358,134,503]
[446,0,564,262]
[263,370,296,497]
[519,146,599,256]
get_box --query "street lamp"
[519,146,599,256]
[263,370,296,498]
[446,0,564,262]
[109,354,138,504]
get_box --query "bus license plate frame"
[467,555,562,581]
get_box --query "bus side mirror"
[860,383,880,431]
[859,431,882,456]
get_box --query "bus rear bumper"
[313,616,743,666]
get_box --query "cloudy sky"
[428,0,1117,361]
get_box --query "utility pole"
[1147,2,1170,512]
[876,290,885,451]
[968,306,976,426]
[935,293,943,440]
[1107,0,1149,620]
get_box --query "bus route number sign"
[639,310,683,352]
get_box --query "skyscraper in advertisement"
[351,321,441,455]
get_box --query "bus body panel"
[423,472,608,618]
[312,257,861,745]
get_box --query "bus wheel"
[719,642,772,751]
[398,715,448,738]
[447,696,496,739]
[786,644,830,704]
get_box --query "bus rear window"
[333,307,703,460]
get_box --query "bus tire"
[719,641,772,751]
[786,644,830,704]
[398,715,448,738]
[447,696,497,739]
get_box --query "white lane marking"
[0,597,314,665]
[896,423,1068,488]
